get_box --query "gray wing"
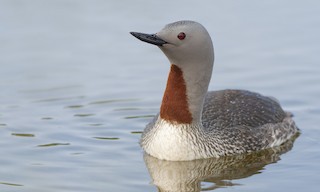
[202,89,287,130]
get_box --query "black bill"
[130,32,167,46]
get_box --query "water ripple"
[93,137,120,140]
[124,115,155,119]
[0,181,23,187]
[11,133,35,137]
[88,98,139,105]
[37,143,70,147]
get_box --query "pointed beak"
[130,32,167,46]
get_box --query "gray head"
[131,20,214,69]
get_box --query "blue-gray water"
[0,1,319,191]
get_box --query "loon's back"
[202,89,287,130]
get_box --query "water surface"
[0,0,319,191]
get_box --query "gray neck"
[182,59,213,123]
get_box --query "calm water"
[0,1,319,191]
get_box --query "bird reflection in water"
[143,134,299,192]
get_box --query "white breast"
[141,117,209,161]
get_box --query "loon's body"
[131,20,299,161]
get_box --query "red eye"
[177,32,186,40]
